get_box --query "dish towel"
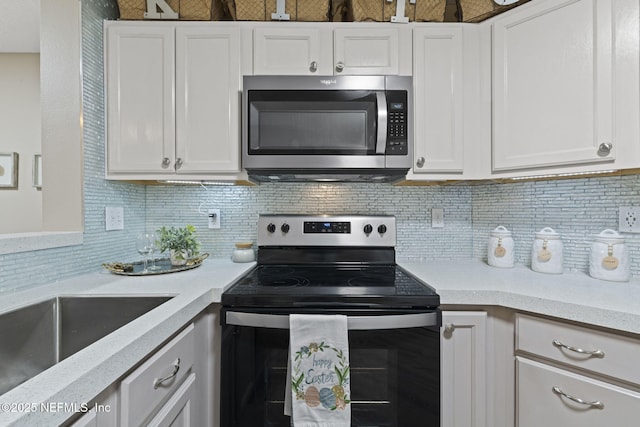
[284,314,351,427]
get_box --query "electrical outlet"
[208,209,221,229]
[432,208,444,228]
[619,206,640,233]
[105,207,124,231]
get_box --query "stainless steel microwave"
[242,75,412,183]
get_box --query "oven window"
[247,91,378,155]
[221,323,440,427]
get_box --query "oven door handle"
[225,311,439,330]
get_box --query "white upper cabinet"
[106,24,176,174]
[492,0,616,172]
[175,26,241,174]
[412,26,464,174]
[251,23,411,76]
[105,22,242,179]
[252,26,333,75]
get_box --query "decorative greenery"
[157,225,200,258]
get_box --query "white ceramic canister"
[589,229,630,282]
[531,227,563,274]
[232,242,255,263]
[488,226,515,268]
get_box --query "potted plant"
[157,224,201,266]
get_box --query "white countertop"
[399,260,640,335]
[2,258,640,426]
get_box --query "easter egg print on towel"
[286,314,351,427]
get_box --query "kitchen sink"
[0,295,172,396]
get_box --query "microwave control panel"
[386,91,408,155]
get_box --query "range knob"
[364,224,373,234]
[281,223,290,233]
[378,224,387,234]
[267,223,276,233]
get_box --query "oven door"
[220,308,440,427]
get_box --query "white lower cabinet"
[515,313,640,427]
[441,311,487,427]
[517,357,640,427]
[120,324,195,427]
[147,372,196,427]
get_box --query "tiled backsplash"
[1,0,640,294]
[145,182,473,262]
[473,176,640,273]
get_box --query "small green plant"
[157,225,200,260]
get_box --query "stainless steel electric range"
[220,215,441,427]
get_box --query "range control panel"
[258,215,396,247]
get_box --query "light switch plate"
[432,208,444,228]
[105,207,124,231]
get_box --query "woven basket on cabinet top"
[117,0,227,20]
[348,0,446,22]
[224,0,331,21]
[458,0,530,23]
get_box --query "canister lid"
[235,242,253,249]
[491,225,512,237]
[535,227,560,240]
[594,229,625,244]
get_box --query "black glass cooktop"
[222,264,440,309]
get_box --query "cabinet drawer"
[517,357,640,427]
[120,323,195,427]
[516,313,640,385]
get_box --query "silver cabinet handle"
[552,339,605,358]
[444,323,455,334]
[175,158,183,169]
[153,358,180,389]
[335,62,345,73]
[416,157,425,168]
[309,61,318,72]
[226,311,439,330]
[161,157,171,168]
[552,386,604,409]
[597,142,612,156]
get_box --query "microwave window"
[248,91,378,155]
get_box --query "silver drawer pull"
[552,339,605,358]
[552,386,604,409]
[153,358,180,389]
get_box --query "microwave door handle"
[225,311,439,330]
[376,91,388,154]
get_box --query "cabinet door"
[413,27,464,174]
[517,357,640,427]
[253,27,332,75]
[492,0,614,171]
[147,373,196,427]
[106,25,175,174]
[334,28,402,75]
[441,311,487,427]
[176,26,241,173]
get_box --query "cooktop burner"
[222,264,439,309]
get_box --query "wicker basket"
[457,0,529,22]
[348,0,446,22]
[225,0,331,21]
[118,0,227,20]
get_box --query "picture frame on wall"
[33,154,42,189]
[0,152,19,189]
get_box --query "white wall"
[0,53,41,233]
